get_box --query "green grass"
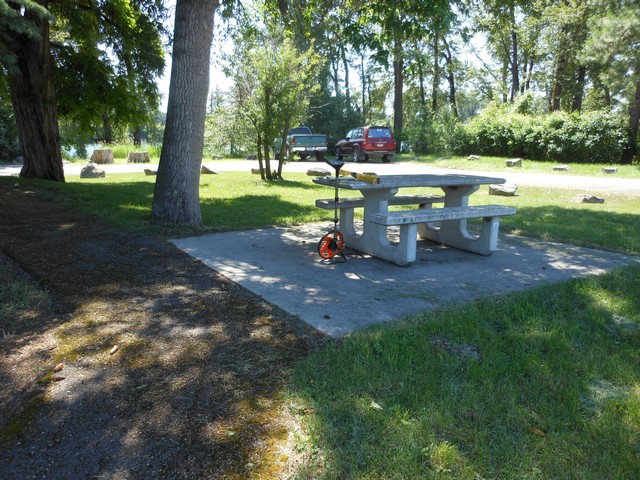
[396,153,640,179]
[13,169,637,255]
[473,186,640,256]
[291,266,640,478]
[21,172,335,235]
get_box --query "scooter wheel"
[318,232,344,259]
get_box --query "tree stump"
[127,151,151,163]
[90,148,114,164]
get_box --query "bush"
[455,102,628,163]
[404,109,462,155]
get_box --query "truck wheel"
[286,147,293,161]
[300,154,308,161]
[382,155,391,163]
[315,152,324,162]
[352,147,361,163]
[335,147,342,161]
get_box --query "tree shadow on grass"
[31,177,327,233]
[199,195,322,231]
[0,180,326,478]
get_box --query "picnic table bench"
[316,194,445,238]
[369,205,516,265]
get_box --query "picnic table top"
[313,172,507,190]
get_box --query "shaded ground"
[0,180,326,479]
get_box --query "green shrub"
[455,103,628,163]
[404,110,462,154]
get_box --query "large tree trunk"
[151,0,218,226]
[417,55,426,107]
[432,31,440,112]
[393,38,404,148]
[360,54,367,123]
[330,57,340,97]
[340,45,350,114]
[8,4,64,182]
[621,76,640,164]
[571,65,587,113]
[509,6,519,101]
[551,54,566,112]
[443,39,458,118]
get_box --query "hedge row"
[453,105,628,164]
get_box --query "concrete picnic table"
[313,172,517,265]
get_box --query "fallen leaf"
[52,375,66,382]
[53,363,65,372]
[110,345,119,355]
[528,427,546,437]
[370,401,383,410]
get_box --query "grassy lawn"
[2,163,639,478]
[291,265,640,478]
[395,153,640,178]
[19,170,640,255]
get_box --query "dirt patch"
[0,179,326,478]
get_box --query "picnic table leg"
[344,188,407,263]
[338,207,357,239]
[396,224,418,264]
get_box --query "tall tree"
[583,0,640,163]
[151,0,218,226]
[543,0,589,112]
[474,0,537,103]
[354,0,452,145]
[0,0,166,181]
[225,26,321,180]
[1,1,62,180]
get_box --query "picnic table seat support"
[315,194,445,239]
[368,205,516,265]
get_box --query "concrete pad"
[172,225,638,337]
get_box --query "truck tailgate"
[291,135,326,145]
